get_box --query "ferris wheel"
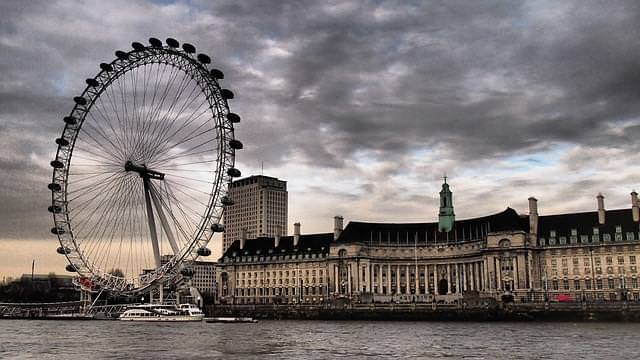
[48,37,242,293]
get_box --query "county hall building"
[216,179,640,305]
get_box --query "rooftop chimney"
[274,226,281,248]
[597,193,605,225]
[293,222,301,247]
[334,216,344,241]
[528,197,538,244]
[240,228,247,250]
[632,190,639,222]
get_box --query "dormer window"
[616,226,622,233]
[593,227,599,235]
[571,229,577,236]
[550,230,556,237]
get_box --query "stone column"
[334,264,338,293]
[387,265,391,294]
[378,265,382,294]
[424,265,429,295]
[514,256,520,290]
[415,264,420,295]
[463,263,468,291]
[433,264,438,295]
[447,263,452,294]
[396,264,400,294]
[483,259,490,290]
[406,265,410,294]
[366,264,372,293]
[496,258,502,291]
[347,263,352,294]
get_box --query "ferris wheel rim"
[49,38,240,293]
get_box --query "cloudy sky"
[1,0,640,278]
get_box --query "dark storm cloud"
[1,0,640,243]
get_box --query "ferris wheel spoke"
[137,63,182,143]
[150,139,217,166]
[148,103,214,163]
[146,99,212,162]
[165,178,212,197]
[144,79,207,160]
[78,123,125,162]
[71,174,131,242]
[88,100,129,158]
[82,175,136,265]
[93,177,137,273]
[67,171,123,197]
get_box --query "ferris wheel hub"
[124,160,165,180]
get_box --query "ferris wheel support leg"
[149,186,180,256]
[143,177,161,268]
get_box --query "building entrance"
[438,279,448,295]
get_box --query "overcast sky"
[1,0,640,278]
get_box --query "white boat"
[205,316,258,323]
[119,303,204,322]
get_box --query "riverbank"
[206,301,640,321]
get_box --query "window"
[561,259,568,267]
[632,278,639,288]
[616,226,622,233]
[627,232,636,241]
[596,279,603,289]
[563,279,569,290]
[603,234,611,242]
[550,230,556,237]
[581,235,589,243]
[608,278,615,289]
[551,259,557,267]
[606,256,613,265]
[552,280,559,290]
[571,229,577,236]
[574,279,581,290]
[593,227,600,235]
[618,256,625,264]
[630,256,636,265]
[585,279,592,290]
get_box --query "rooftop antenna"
[261,161,264,176]
[31,259,35,281]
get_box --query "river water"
[0,320,638,359]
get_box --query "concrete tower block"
[597,193,605,225]
[334,216,344,240]
[632,191,639,222]
[294,222,301,247]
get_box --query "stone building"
[216,181,640,304]
[222,175,288,251]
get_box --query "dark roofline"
[345,207,521,227]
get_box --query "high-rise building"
[223,175,288,251]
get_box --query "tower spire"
[438,177,455,232]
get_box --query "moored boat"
[119,303,204,322]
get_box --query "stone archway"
[438,278,448,295]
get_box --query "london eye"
[48,37,242,294]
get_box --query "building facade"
[222,175,288,251]
[216,183,640,305]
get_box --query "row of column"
[333,261,486,295]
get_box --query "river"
[0,320,637,359]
